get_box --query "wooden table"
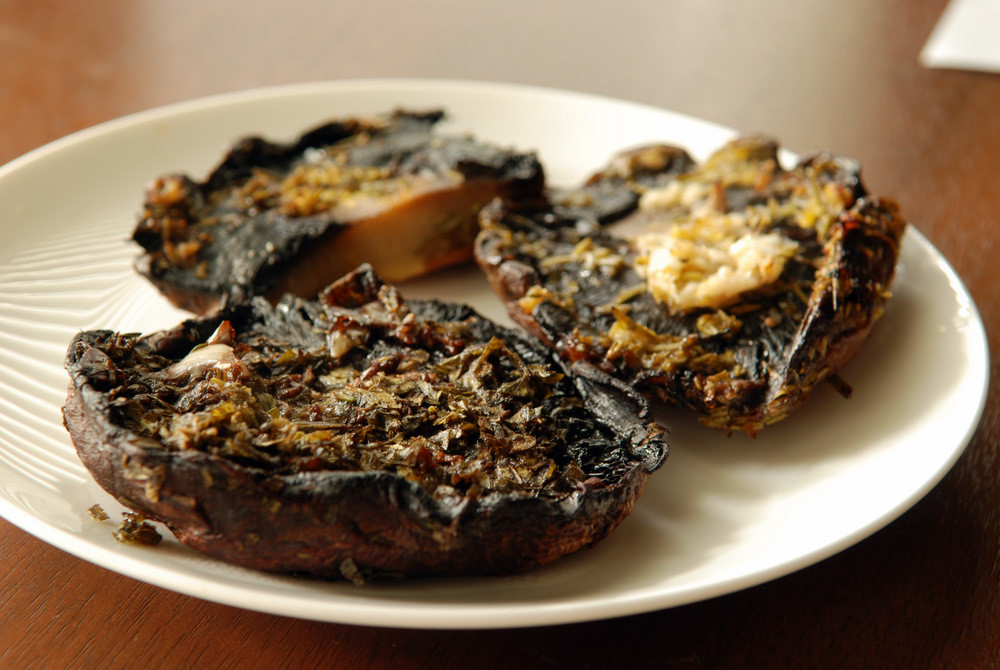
[1,1,997,667]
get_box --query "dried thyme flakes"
[113,512,163,546]
[87,504,110,521]
[105,300,593,500]
[88,504,163,546]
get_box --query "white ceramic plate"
[0,80,988,629]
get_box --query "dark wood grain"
[2,0,998,668]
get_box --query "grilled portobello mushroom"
[476,136,907,435]
[63,266,666,580]
[133,109,545,314]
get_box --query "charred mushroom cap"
[63,266,666,580]
[132,109,545,315]
[475,136,906,435]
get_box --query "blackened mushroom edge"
[62,265,666,581]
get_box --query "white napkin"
[921,0,1000,72]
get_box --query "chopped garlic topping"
[539,237,625,275]
[639,180,713,211]
[161,343,244,381]
[628,142,863,314]
[637,223,798,312]
[634,175,803,314]
[161,323,250,383]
